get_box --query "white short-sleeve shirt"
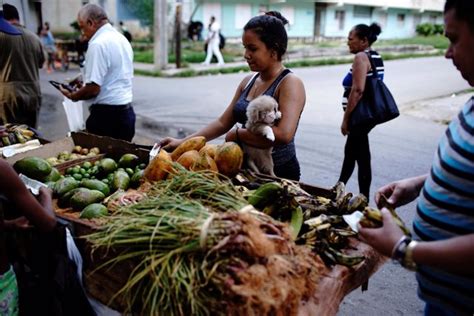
[83,23,133,107]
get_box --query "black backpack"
[219,32,225,49]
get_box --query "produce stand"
[6,134,386,315]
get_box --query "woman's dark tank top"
[233,69,297,166]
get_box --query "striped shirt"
[413,97,474,314]
[342,50,384,109]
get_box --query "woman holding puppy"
[160,11,306,180]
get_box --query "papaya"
[112,170,130,191]
[70,189,105,212]
[170,136,206,161]
[198,143,218,159]
[192,153,218,172]
[144,149,173,181]
[130,169,144,188]
[13,157,52,181]
[53,177,79,197]
[214,142,244,177]
[80,203,108,219]
[176,150,200,170]
[80,179,110,196]
[43,167,61,183]
[118,153,139,168]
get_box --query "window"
[429,14,438,24]
[335,10,345,30]
[353,6,372,19]
[379,12,388,28]
[397,13,405,27]
[235,4,251,29]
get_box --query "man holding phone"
[60,3,135,142]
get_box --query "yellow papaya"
[170,136,206,161]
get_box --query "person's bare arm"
[0,160,56,232]
[61,82,100,102]
[359,209,474,276]
[226,74,306,148]
[341,53,370,135]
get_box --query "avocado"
[43,167,61,183]
[99,158,117,176]
[80,179,110,196]
[118,153,139,168]
[13,157,52,181]
[58,187,89,208]
[79,203,108,219]
[53,177,79,197]
[70,189,106,212]
[112,170,130,191]
[130,169,144,188]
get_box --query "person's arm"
[61,82,100,101]
[0,161,56,232]
[226,73,306,148]
[341,52,370,135]
[358,209,474,276]
[160,76,250,151]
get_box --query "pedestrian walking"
[202,16,225,66]
[338,23,383,200]
[359,1,474,314]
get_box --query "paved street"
[39,56,471,315]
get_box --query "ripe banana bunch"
[1,124,36,147]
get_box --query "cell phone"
[49,80,75,92]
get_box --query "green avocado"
[80,179,110,196]
[43,167,61,183]
[99,158,117,175]
[112,170,130,191]
[130,170,144,189]
[53,177,79,197]
[13,157,52,181]
[79,203,108,219]
[58,187,89,208]
[70,189,105,212]
[118,153,139,169]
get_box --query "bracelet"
[391,235,411,264]
[403,240,418,271]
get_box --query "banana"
[347,193,368,212]
[14,131,27,144]
[247,182,282,209]
[331,181,346,202]
[2,136,10,146]
[289,206,303,240]
[361,207,411,236]
[326,245,365,267]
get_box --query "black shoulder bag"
[350,52,399,129]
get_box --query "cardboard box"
[6,132,151,165]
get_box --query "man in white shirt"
[61,4,135,141]
[202,16,225,66]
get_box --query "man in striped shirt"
[359,0,474,315]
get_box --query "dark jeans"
[274,155,301,181]
[338,125,374,199]
[86,103,135,142]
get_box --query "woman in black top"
[161,11,306,180]
[338,23,383,199]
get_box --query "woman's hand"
[225,128,238,142]
[358,208,404,257]
[341,118,350,136]
[159,137,183,151]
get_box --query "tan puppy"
[243,95,281,176]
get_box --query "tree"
[122,0,154,26]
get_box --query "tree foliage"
[122,0,154,26]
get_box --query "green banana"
[289,206,303,240]
[247,182,282,209]
[326,245,365,267]
[361,207,411,236]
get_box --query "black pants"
[86,103,136,142]
[338,125,374,199]
[274,155,301,181]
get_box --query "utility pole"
[154,0,168,70]
[175,2,182,68]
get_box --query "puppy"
[242,95,281,176]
